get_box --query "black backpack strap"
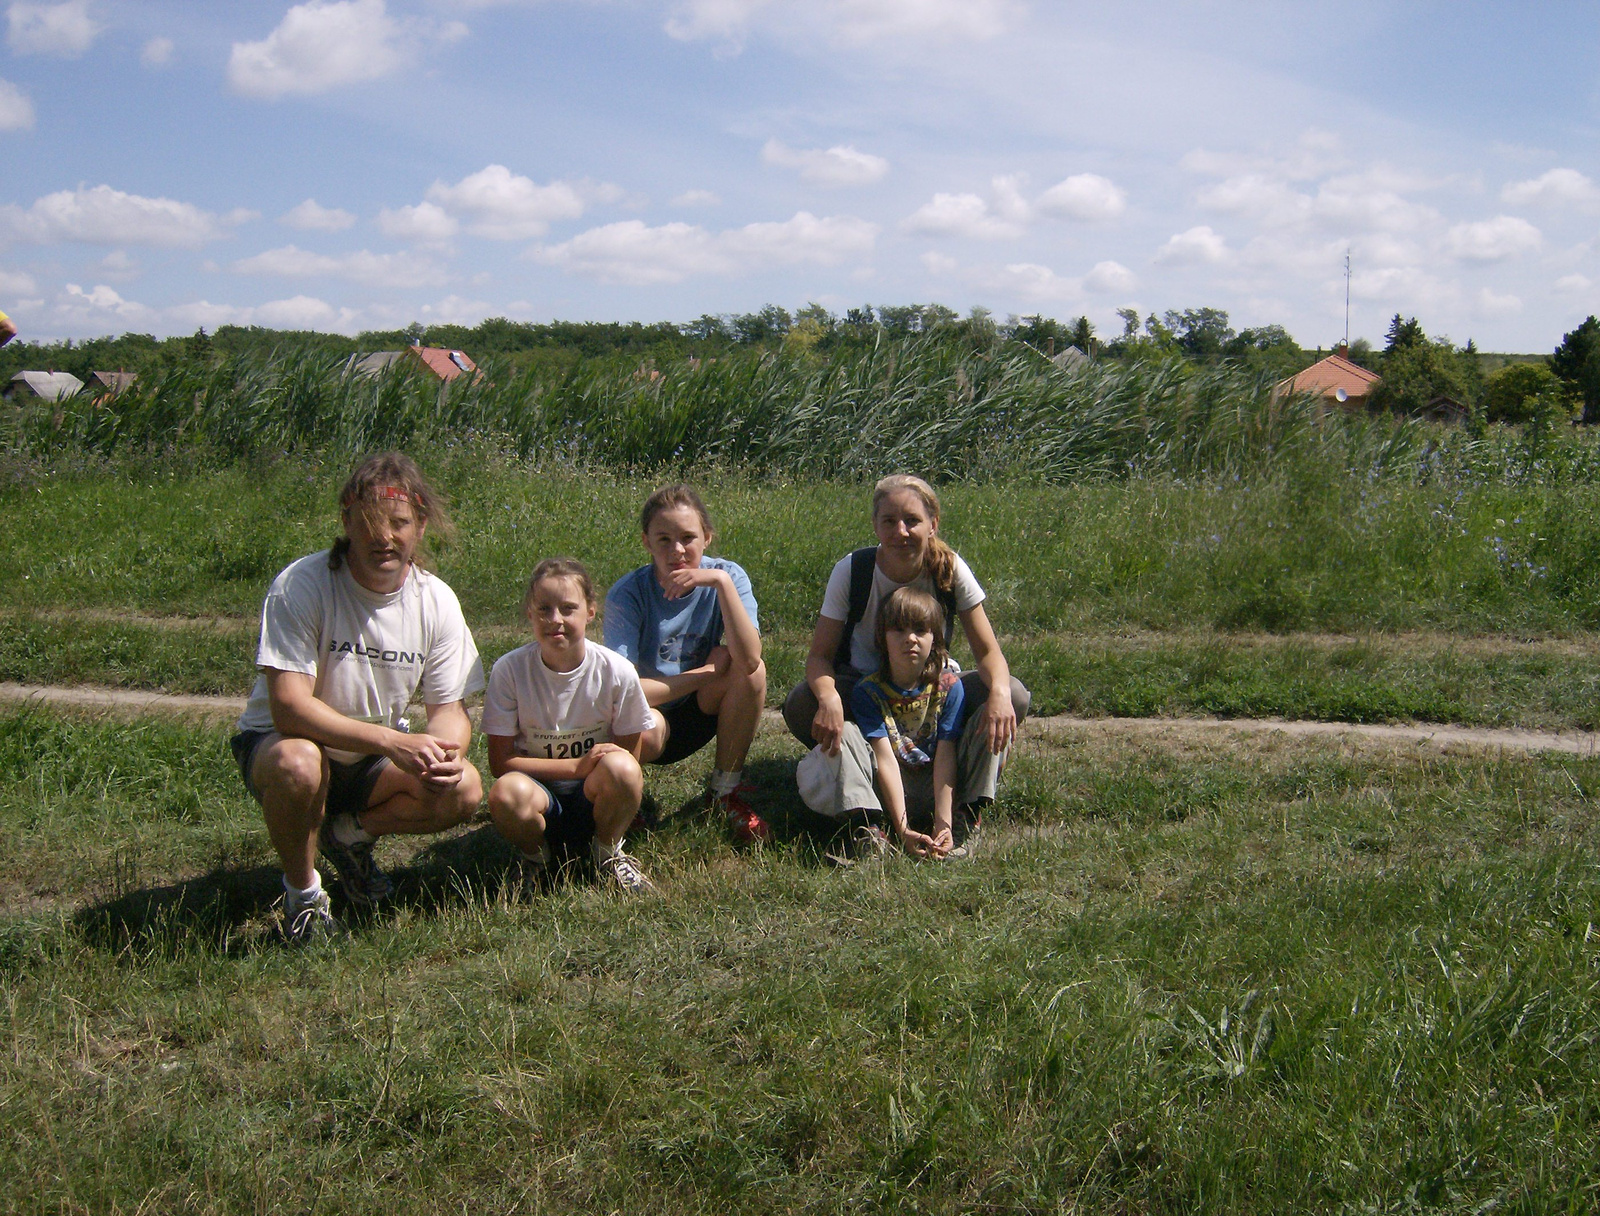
[935,582,959,649]
[834,546,879,671]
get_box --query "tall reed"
[14,334,1580,487]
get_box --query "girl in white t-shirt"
[482,558,657,892]
[783,474,1030,849]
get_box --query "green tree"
[1551,315,1600,425]
[1384,314,1425,352]
[1483,361,1562,425]
[1163,307,1235,358]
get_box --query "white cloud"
[97,249,138,279]
[0,266,36,295]
[62,282,145,318]
[762,139,889,186]
[1036,174,1126,222]
[377,201,457,243]
[921,250,957,274]
[1445,215,1541,262]
[996,261,1079,302]
[1555,273,1592,294]
[1475,287,1521,316]
[671,189,721,207]
[1156,225,1228,265]
[1084,259,1136,293]
[1502,168,1600,211]
[164,295,360,333]
[423,164,595,239]
[231,244,449,288]
[140,36,173,67]
[532,211,877,285]
[0,77,34,130]
[228,0,465,100]
[1,185,239,246]
[666,0,1020,47]
[7,1,99,57]
[281,198,356,232]
[256,295,356,328]
[904,191,1021,240]
[416,294,495,325]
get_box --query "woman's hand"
[928,826,954,858]
[811,691,845,756]
[976,686,1017,755]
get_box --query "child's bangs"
[880,589,944,636]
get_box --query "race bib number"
[519,722,611,760]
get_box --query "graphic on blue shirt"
[852,668,965,766]
[603,558,758,679]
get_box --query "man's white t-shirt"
[819,550,985,675]
[237,551,486,764]
[479,641,655,767]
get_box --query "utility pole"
[1344,248,1352,351]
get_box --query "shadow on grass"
[71,824,529,958]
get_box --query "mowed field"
[3,450,1600,1211]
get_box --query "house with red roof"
[1276,348,1382,412]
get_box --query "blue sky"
[1,0,1597,350]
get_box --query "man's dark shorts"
[649,694,719,766]
[230,730,391,821]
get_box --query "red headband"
[373,485,420,504]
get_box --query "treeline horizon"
[0,300,1551,380]
[5,301,1590,430]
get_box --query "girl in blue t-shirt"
[848,586,966,858]
[602,484,768,843]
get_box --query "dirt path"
[3,681,1597,756]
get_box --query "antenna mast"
[1343,248,1351,350]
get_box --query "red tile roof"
[1279,353,1382,404]
[408,346,478,381]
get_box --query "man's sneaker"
[710,785,770,844]
[318,813,395,906]
[596,847,655,894]
[281,888,338,945]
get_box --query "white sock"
[283,872,322,903]
[591,837,624,865]
[328,811,375,846]
[709,769,742,798]
[521,844,552,867]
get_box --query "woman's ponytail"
[925,534,957,595]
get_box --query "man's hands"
[386,731,465,790]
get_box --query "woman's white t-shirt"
[237,552,485,764]
[819,551,985,675]
[479,641,655,764]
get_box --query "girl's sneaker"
[710,785,770,844]
[592,839,655,893]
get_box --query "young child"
[482,558,656,892]
[840,587,967,859]
[604,484,768,843]
[784,474,1029,847]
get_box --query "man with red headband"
[230,452,485,942]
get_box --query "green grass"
[3,705,1599,1211]
[5,457,1600,730]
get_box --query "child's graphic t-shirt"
[852,667,965,767]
